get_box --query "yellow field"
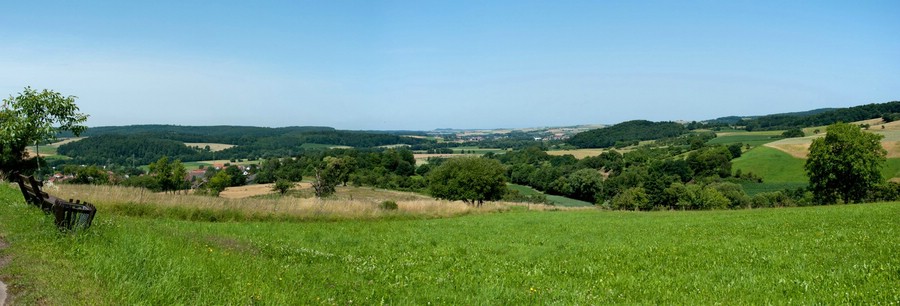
[219,182,312,198]
[39,183,573,221]
[184,143,236,152]
[49,137,86,146]
[766,119,900,158]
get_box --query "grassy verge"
[3,185,899,304]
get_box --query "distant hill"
[60,125,335,145]
[54,125,430,166]
[707,108,837,125]
[567,120,687,149]
[739,101,900,131]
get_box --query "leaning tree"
[1,87,88,178]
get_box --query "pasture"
[0,185,897,304]
[732,146,808,184]
[707,130,782,147]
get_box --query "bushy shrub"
[379,200,398,210]
[708,182,750,209]
[611,187,649,211]
[750,191,794,208]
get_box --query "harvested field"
[219,182,312,199]
[184,143,235,152]
[766,129,900,158]
[547,149,606,159]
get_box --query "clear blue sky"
[1,1,898,130]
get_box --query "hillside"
[567,120,687,148]
[740,101,900,131]
[54,128,431,166]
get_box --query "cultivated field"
[184,142,235,152]
[219,182,312,198]
[0,185,896,304]
[546,148,608,159]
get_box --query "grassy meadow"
[1,185,899,304]
[708,131,783,147]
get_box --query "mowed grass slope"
[708,131,783,147]
[733,146,807,183]
[1,186,898,304]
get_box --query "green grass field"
[1,185,898,304]
[507,183,593,207]
[733,146,808,183]
[708,131,783,147]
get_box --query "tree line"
[54,130,430,167]
[739,101,900,131]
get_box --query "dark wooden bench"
[12,173,97,231]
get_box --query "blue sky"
[1,1,898,130]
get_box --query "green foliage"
[57,135,199,166]
[567,120,687,148]
[686,146,733,178]
[379,200,399,210]
[806,123,886,204]
[207,170,231,196]
[679,184,730,210]
[610,186,649,210]
[223,165,246,187]
[428,157,507,206]
[726,143,743,159]
[0,87,88,176]
[255,157,304,184]
[324,155,357,186]
[741,100,900,131]
[707,182,750,209]
[272,178,294,196]
[148,156,188,193]
[781,129,805,138]
[121,174,160,191]
[70,165,110,185]
[311,167,337,198]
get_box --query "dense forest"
[56,135,201,166]
[56,129,430,166]
[738,101,900,131]
[566,120,687,148]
